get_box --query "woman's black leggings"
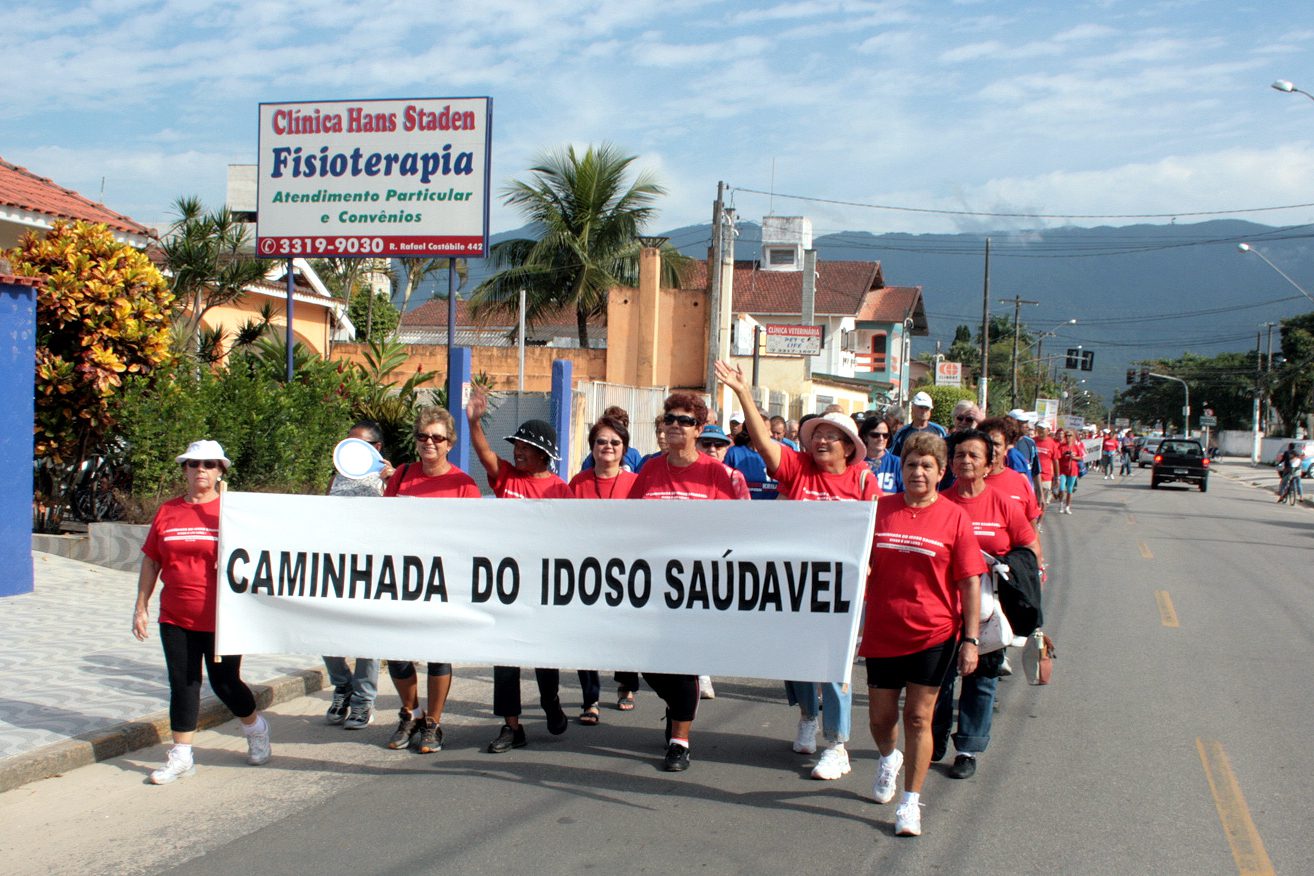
[159,622,256,733]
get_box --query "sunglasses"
[416,433,449,444]
[185,460,220,470]
[663,414,698,427]
[868,432,889,439]
[697,440,727,449]
[955,415,978,423]
[594,438,623,447]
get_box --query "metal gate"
[478,391,552,495]
[576,381,669,459]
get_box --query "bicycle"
[1277,471,1302,505]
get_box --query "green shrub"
[114,346,356,516]
[921,385,979,429]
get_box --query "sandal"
[580,704,601,726]
[617,689,636,711]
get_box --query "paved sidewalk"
[1210,456,1313,506]
[0,552,326,793]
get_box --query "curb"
[0,667,326,795]
[1215,465,1313,507]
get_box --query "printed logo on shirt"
[874,530,946,558]
[162,526,218,543]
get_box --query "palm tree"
[470,143,686,348]
[162,196,270,356]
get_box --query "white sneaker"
[698,676,716,699]
[894,799,923,836]
[149,747,195,785]
[872,748,903,803]
[792,716,818,754]
[811,743,851,780]
[246,721,272,766]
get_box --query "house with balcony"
[685,216,928,414]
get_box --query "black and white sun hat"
[505,419,560,461]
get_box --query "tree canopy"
[470,143,686,348]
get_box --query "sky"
[6,0,1314,243]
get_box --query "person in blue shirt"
[580,405,644,473]
[889,391,948,458]
[860,414,903,493]
[770,415,800,451]
[724,428,773,498]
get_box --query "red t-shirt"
[1101,437,1118,454]
[985,468,1041,521]
[493,458,570,499]
[1035,436,1060,479]
[629,453,737,500]
[568,469,638,500]
[1058,442,1083,477]
[385,463,481,498]
[859,495,986,658]
[941,483,1035,557]
[773,446,881,501]
[141,496,221,632]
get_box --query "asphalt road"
[2,469,1308,875]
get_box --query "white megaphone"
[333,438,386,480]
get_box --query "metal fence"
[575,381,669,462]
[478,391,552,495]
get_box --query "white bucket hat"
[175,439,231,470]
[799,413,864,465]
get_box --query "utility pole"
[979,238,990,411]
[706,182,726,402]
[1263,321,1276,434]
[999,295,1040,409]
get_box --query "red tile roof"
[0,157,152,236]
[855,285,926,331]
[683,259,892,316]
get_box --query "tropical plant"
[161,196,270,356]
[9,221,174,528]
[1270,312,1314,434]
[348,336,440,462]
[471,143,686,348]
[348,288,399,342]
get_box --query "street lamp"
[1237,243,1314,305]
[1272,80,1314,102]
[1034,318,1077,385]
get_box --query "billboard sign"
[256,97,491,258]
[764,324,823,356]
[934,360,962,387]
[1035,397,1059,430]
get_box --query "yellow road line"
[1196,738,1276,876]
[1154,590,1179,627]
[1139,541,1154,560]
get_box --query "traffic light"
[1126,369,1136,385]
[1080,350,1094,372]
[1065,348,1080,369]
[1139,367,1150,383]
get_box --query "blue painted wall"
[0,279,36,596]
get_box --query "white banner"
[217,493,876,684]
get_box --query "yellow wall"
[199,294,333,358]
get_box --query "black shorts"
[865,635,958,690]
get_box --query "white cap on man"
[912,391,934,409]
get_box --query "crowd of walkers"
[131,367,1075,838]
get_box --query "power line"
[730,186,1314,221]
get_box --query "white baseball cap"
[911,391,934,409]
[1007,408,1038,423]
[175,439,231,469]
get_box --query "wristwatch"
[962,636,980,646]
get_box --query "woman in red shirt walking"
[133,440,271,784]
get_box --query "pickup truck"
[1150,438,1209,492]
